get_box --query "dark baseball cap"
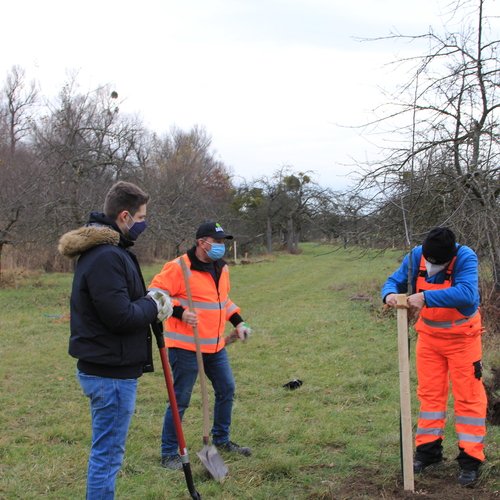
[196,221,233,240]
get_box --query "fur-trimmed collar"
[58,225,120,259]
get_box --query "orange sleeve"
[222,268,241,320]
[148,258,184,305]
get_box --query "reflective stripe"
[177,297,227,310]
[458,433,484,443]
[165,331,219,345]
[422,318,452,328]
[456,416,486,426]
[416,427,444,436]
[419,411,447,420]
[148,287,169,295]
[421,310,478,329]
[227,303,238,314]
[174,258,189,270]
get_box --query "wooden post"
[395,293,414,491]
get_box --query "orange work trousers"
[415,331,487,462]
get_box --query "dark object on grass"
[283,379,303,390]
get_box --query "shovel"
[179,257,229,482]
[151,321,201,499]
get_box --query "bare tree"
[232,167,333,254]
[143,126,234,258]
[1,66,38,155]
[253,168,291,253]
[355,0,500,292]
[0,67,40,277]
[33,78,147,238]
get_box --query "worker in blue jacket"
[381,227,487,487]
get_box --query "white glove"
[235,322,252,342]
[147,290,173,322]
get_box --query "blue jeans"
[161,348,235,457]
[77,370,137,500]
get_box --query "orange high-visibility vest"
[415,256,482,337]
[149,254,240,353]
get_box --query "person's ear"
[117,210,130,225]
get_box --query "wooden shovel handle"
[179,257,211,443]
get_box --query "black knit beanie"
[422,227,456,264]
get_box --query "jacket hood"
[58,212,121,258]
[58,225,120,258]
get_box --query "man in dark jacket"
[59,181,172,499]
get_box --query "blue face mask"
[126,214,147,241]
[206,241,226,260]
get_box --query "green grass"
[0,243,498,499]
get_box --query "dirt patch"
[308,463,499,499]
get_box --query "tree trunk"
[0,242,3,282]
[286,217,295,253]
[485,222,500,293]
[293,228,300,252]
[266,217,273,253]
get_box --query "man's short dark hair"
[103,181,150,220]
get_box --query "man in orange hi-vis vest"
[382,227,487,488]
[149,221,252,471]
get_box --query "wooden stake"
[395,294,414,491]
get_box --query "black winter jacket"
[58,212,158,378]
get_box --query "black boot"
[457,448,482,487]
[414,439,444,473]
[216,440,252,457]
[458,468,479,487]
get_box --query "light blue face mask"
[205,241,226,260]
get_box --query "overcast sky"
[1,0,458,189]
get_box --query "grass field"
[0,243,498,499]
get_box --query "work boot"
[413,456,443,473]
[216,440,252,457]
[458,468,479,487]
[456,448,482,487]
[414,439,444,473]
[161,454,182,470]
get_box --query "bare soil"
[309,463,499,499]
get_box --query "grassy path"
[0,243,498,499]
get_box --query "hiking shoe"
[413,457,443,473]
[161,454,182,470]
[216,440,252,457]
[458,468,478,487]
